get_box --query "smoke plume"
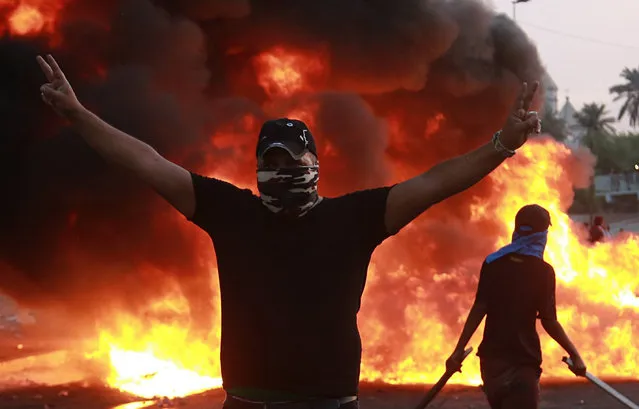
[0,0,553,338]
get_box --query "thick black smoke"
[0,0,544,334]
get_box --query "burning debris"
[0,0,638,401]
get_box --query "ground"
[1,381,638,409]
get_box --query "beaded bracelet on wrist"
[492,130,516,158]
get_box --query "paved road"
[611,216,639,233]
[1,382,639,409]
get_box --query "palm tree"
[573,103,616,152]
[574,103,616,134]
[609,67,639,128]
[573,103,616,221]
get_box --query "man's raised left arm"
[384,81,541,234]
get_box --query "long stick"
[563,357,639,409]
[412,347,473,409]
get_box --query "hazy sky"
[489,0,639,132]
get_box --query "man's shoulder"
[327,186,394,203]
[521,256,554,273]
[192,172,257,198]
[540,260,556,276]
[317,186,393,219]
[189,172,260,226]
[314,186,394,246]
[488,255,554,273]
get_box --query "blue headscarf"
[485,226,548,264]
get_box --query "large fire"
[1,28,638,402]
[68,136,638,398]
[95,300,223,398]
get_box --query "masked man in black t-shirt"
[446,204,587,409]
[37,54,542,409]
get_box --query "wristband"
[492,130,516,158]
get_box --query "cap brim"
[259,142,307,161]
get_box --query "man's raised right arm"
[37,54,196,219]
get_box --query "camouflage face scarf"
[256,166,320,217]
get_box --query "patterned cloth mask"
[257,166,320,217]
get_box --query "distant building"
[540,71,588,148]
[557,96,586,147]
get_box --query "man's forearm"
[65,106,195,217]
[384,141,508,233]
[542,320,581,357]
[421,142,505,206]
[68,106,159,174]
[453,304,487,352]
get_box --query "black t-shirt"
[589,224,605,243]
[476,254,557,367]
[188,173,394,397]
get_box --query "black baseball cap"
[256,118,318,160]
[515,204,552,233]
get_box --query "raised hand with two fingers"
[496,81,542,155]
[36,54,83,118]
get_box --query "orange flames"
[253,47,327,98]
[360,139,639,386]
[91,138,638,398]
[0,0,65,38]
[93,290,223,398]
[2,47,638,400]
